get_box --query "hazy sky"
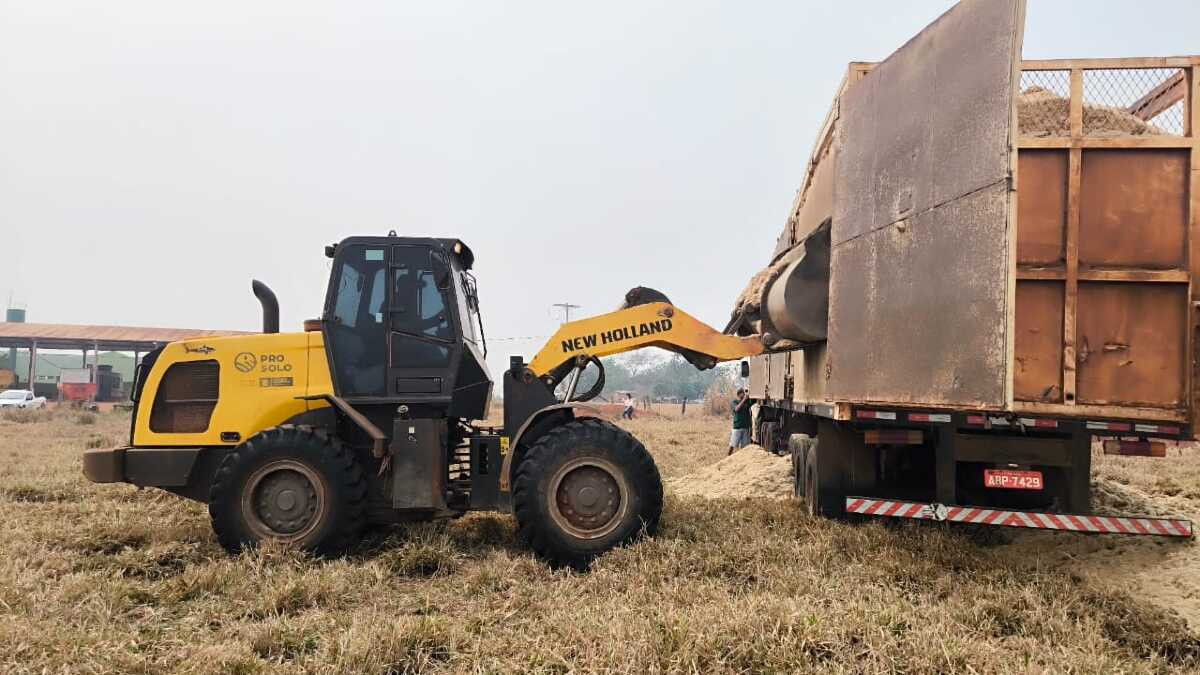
[3,0,1198,377]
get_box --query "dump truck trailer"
[731,0,1198,536]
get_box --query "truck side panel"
[827,0,1025,408]
[1014,69,1198,427]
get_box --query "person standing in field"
[729,388,751,454]
[622,393,635,420]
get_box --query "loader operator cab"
[323,235,491,420]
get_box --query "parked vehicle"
[730,0,1196,538]
[0,389,47,410]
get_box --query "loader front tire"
[208,425,368,555]
[513,418,663,569]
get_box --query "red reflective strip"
[958,508,979,523]
[883,501,904,516]
[902,503,924,518]
[1026,513,1048,529]
[865,500,886,515]
[983,510,1004,525]
[1173,521,1192,537]
[966,415,986,425]
[1161,426,1181,435]
[855,410,874,419]
[1065,514,1088,531]
[908,413,928,422]
[1129,518,1150,535]
[1003,513,1024,527]
[1149,518,1171,536]
[1106,517,1129,534]
[847,499,864,513]
[1040,514,1062,529]
[1109,423,1132,432]
[1034,419,1058,428]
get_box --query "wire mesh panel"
[1018,70,1070,137]
[1082,68,1187,136]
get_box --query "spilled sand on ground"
[667,445,793,500]
[667,445,1200,628]
[999,477,1200,629]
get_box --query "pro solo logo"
[234,352,292,374]
[234,352,257,373]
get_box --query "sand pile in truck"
[667,445,793,500]
[1018,85,1167,137]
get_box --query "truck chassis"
[754,399,1193,538]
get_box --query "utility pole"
[551,302,581,324]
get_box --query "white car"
[0,389,47,409]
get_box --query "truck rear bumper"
[82,447,202,488]
[846,497,1193,538]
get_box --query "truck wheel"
[789,435,812,499]
[512,418,663,569]
[804,450,819,516]
[208,425,368,555]
[804,433,846,518]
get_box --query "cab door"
[387,244,458,400]
[325,243,390,397]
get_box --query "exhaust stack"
[251,280,279,334]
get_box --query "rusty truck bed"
[746,0,1199,435]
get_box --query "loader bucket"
[762,221,831,344]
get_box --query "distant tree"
[558,350,736,403]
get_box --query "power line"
[485,335,549,342]
[551,302,581,324]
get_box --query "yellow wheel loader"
[82,235,764,567]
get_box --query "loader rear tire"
[208,425,368,555]
[513,418,663,569]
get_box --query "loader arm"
[527,301,764,380]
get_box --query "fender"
[498,402,603,492]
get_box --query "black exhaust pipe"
[251,280,279,334]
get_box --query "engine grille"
[149,360,220,433]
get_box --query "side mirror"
[740,360,750,378]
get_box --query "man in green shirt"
[729,388,752,454]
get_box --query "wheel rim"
[548,457,629,540]
[241,459,327,542]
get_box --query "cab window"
[391,246,452,340]
[328,245,389,396]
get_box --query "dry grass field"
[3,404,1200,673]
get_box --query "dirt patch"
[667,445,792,500]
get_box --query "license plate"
[984,469,1043,490]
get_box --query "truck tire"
[789,435,814,499]
[807,424,849,518]
[512,418,663,569]
[209,425,368,555]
